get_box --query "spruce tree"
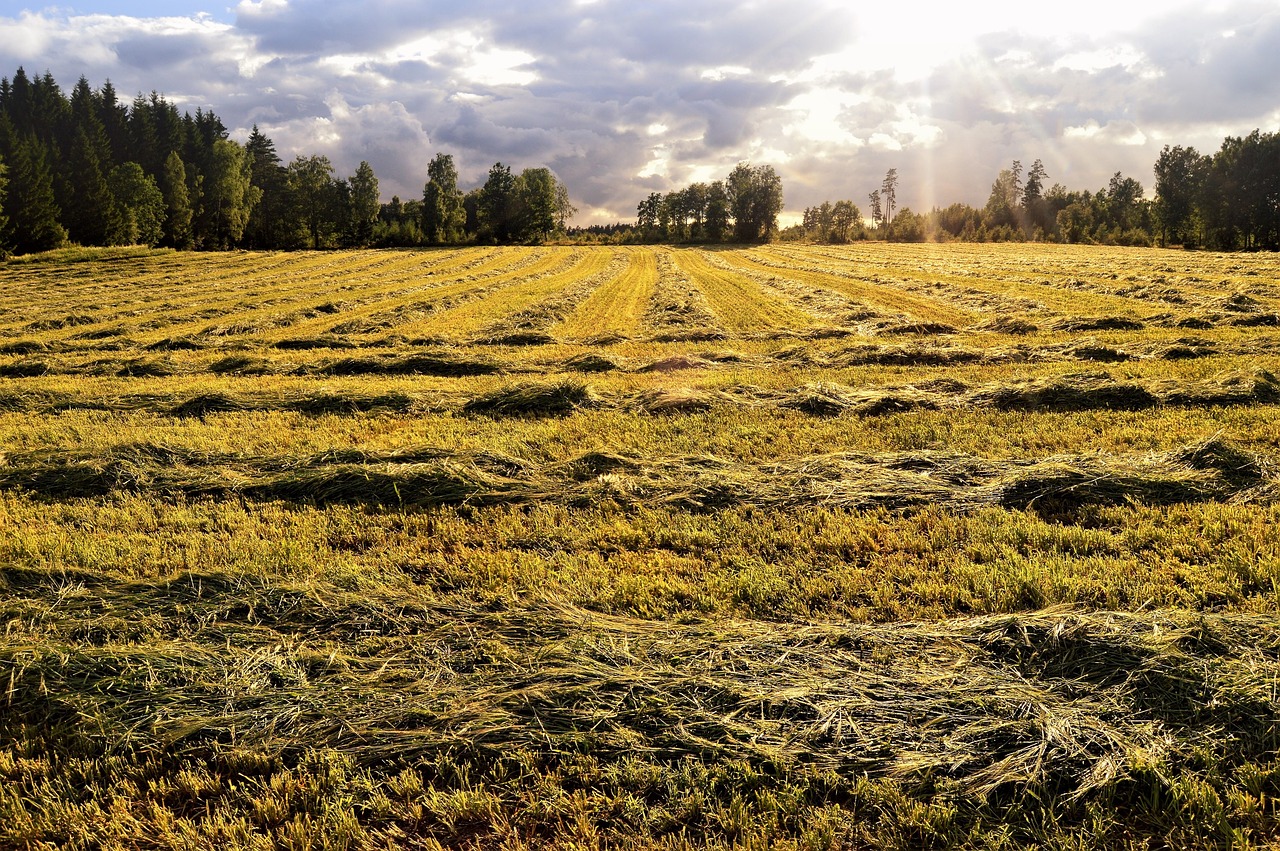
[348,161,379,247]
[244,125,287,247]
[3,136,66,254]
[63,127,117,245]
[0,153,9,256]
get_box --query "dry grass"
[3,243,1280,848]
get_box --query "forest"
[0,66,1278,255]
[0,67,573,255]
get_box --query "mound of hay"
[463,380,604,418]
[1053,316,1145,332]
[1067,343,1132,362]
[636,355,715,373]
[779,382,860,417]
[1159,369,1280,408]
[0,359,52,377]
[631,388,716,414]
[273,336,358,350]
[974,316,1038,335]
[209,355,276,375]
[169,393,255,418]
[969,373,1158,412]
[146,337,206,351]
[1229,313,1280,327]
[650,329,728,343]
[562,353,623,373]
[318,353,502,377]
[876,321,960,336]
[475,331,557,346]
[115,358,176,377]
[289,392,419,415]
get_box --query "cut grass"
[3,243,1280,849]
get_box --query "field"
[1,241,1279,849]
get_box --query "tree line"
[633,162,784,243]
[0,67,574,256]
[790,132,1280,251]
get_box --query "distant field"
[2,243,1279,849]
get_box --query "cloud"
[2,1,1278,223]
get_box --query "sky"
[1,1,1278,225]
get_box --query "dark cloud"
[1,1,1277,223]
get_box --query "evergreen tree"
[347,160,380,247]
[3,136,66,254]
[63,127,117,245]
[244,125,288,247]
[161,150,193,249]
[0,153,8,256]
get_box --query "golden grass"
[2,242,1280,849]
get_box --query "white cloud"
[1,1,1277,223]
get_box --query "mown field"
[1,242,1278,849]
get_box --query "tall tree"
[286,154,336,248]
[1022,159,1049,234]
[880,169,898,228]
[160,150,193,249]
[108,161,165,246]
[479,162,517,242]
[0,153,8,256]
[200,138,258,249]
[727,162,783,242]
[244,125,288,248]
[347,161,379,247]
[517,166,560,242]
[422,153,464,244]
[63,127,117,245]
[868,190,883,232]
[703,181,729,242]
[1153,145,1206,247]
[2,136,66,254]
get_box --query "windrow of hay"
[693,247,880,330]
[461,380,605,418]
[643,250,727,342]
[1,368,1276,420]
[0,438,1272,513]
[309,351,503,377]
[471,250,630,345]
[3,591,1276,804]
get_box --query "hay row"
[0,436,1272,513]
[3,589,1275,800]
[642,250,727,342]
[0,368,1276,423]
[471,250,632,345]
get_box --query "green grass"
[1,243,1279,849]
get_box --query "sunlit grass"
[2,242,1279,849]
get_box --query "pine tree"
[63,127,117,245]
[244,125,287,247]
[3,136,66,254]
[0,153,9,257]
[347,161,379,247]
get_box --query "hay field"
[1,242,1279,849]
